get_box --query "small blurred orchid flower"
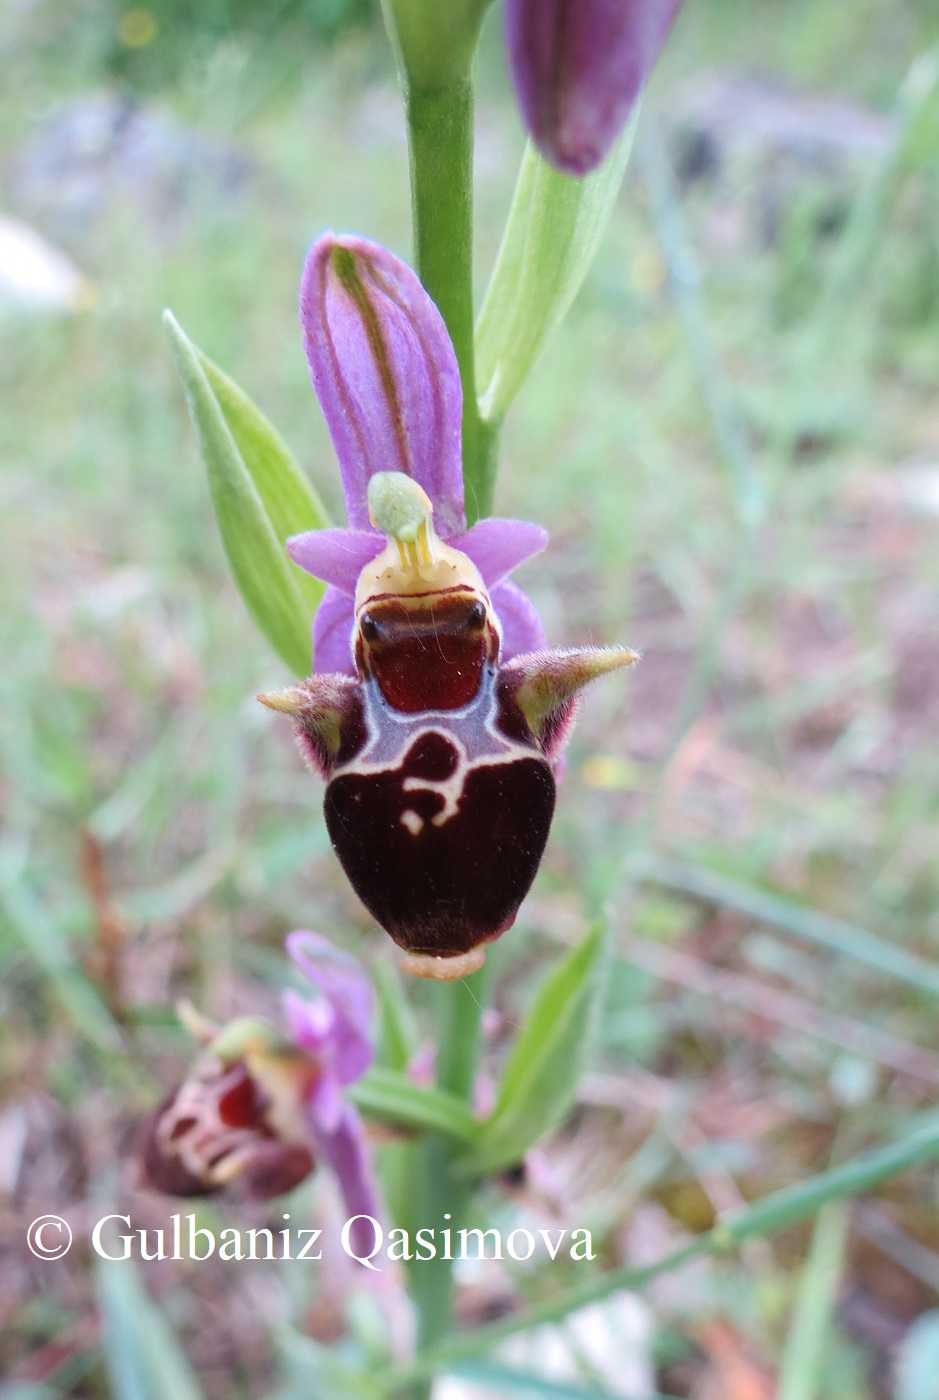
[141,931,380,1246]
[505,0,684,175]
[261,235,636,981]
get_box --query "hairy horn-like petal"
[300,234,465,535]
[502,644,639,758]
[506,0,683,174]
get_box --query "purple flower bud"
[505,0,684,174]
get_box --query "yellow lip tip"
[397,947,487,981]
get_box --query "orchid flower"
[505,0,684,175]
[140,932,380,1249]
[261,235,637,982]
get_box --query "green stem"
[404,75,487,522]
[392,19,491,1390]
[406,964,490,1388]
[383,1111,939,1392]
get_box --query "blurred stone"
[434,1291,654,1399]
[0,215,95,311]
[667,71,897,247]
[9,91,261,243]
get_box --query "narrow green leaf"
[196,352,329,618]
[627,852,939,997]
[0,853,122,1054]
[163,310,325,675]
[348,1065,478,1143]
[96,1259,206,1400]
[463,925,604,1176]
[373,960,420,1073]
[475,122,635,426]
[895,1310,939,1400]
[777,1201,850,1400]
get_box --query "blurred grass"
[2,0,939,1396]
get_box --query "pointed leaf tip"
[164,309,326,675]
[461,923,605,1175]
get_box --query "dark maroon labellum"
[139,1057,315,1200]
[324,693,556,960]
[263,569,636,976]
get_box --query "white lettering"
[341,1215,383,1271]
[295,1228,323,1261]
[216,1229,242,1260]
[539,1229,568,1260]
[386,1228,412,1261]
[458,1228,503,1260]
[92,1214,133,1261]
[506,1229,535,1261]
[187,1214,215,1261]
[414,1228,436,1260]
[569,1229,596,1260]
[138,1228,165,1261]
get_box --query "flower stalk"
[405,78,484,519]
[380,0,489,519]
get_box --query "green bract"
[476,120,637,427]
[461,923,605,1176]
[164,310,328,676]
[349,1066,479,1144]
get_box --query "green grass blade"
[0,851,122,1054]
[777,1201,850,1400]
[163,309,320,675]
[96,1259,206,1400]
[274,1326,382,1400]
[373,960,420,1073]
[628,853,939,997]
[196,351,329,617]
[449,1363,683,1399]
[637,119,764,527]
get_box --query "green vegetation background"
[2,0,939,1396]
